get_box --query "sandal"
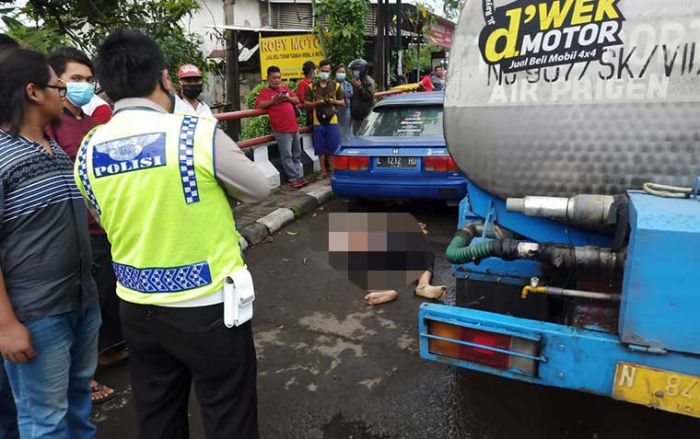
[91,380,116,404]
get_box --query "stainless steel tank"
[445,0,700,198]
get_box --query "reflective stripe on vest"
[74,109,244,305]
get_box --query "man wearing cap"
[174,64,213,117]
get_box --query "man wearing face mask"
[174,64,213,117]
[47,48,100,158]
[47,47,124,406]
[305,59,344,178]
[75,29,269,439]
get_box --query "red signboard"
[427,17,455,49]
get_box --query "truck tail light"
[424,155,458,172]
[426,320,539,375]
[332,155,369,171]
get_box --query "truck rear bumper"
[419,304,700,417]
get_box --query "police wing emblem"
[95,133,162,161]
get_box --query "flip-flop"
[91,383,116,404]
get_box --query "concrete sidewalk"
[234,177,334,249]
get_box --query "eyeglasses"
[44,85,67,98]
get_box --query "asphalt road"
[93,198,700,438]
[94,198,461,439]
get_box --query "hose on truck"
[445,224,626,271]
[642,182,694,199]
[445,223,491,264]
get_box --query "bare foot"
[365,290,398,305]
[415,270,447,300]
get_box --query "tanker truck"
[418,0,700,419]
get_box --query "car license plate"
[376,156,417,168]
[612,362,700,418]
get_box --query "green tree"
[312,0,369,64]
[1,15,68,52]
[2,0,204,82]
[404,43,441,79]
[400,2,438,80]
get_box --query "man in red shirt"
[256,65,307,188]
[419,67,434,92]
[46,49,98,159]
[47,47,124,405]
[296,60,316,126]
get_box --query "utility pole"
[384,0,391,87]
[395,0,402,85]
[416,37,421,83]
[374,0,386,90]
[415,12,422,83]
[224,0,241,140]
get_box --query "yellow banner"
[259,34,325,80]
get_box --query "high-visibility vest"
[74,108,244,305]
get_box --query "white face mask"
[351,70,361,79]
[319,71,330,80]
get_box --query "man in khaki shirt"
[82,29,269,439]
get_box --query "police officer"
[74,30,270,439]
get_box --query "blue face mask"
[336,72,347,81]
[66,82,95,107]
[319,71,331,81]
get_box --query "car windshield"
[359,105,443,137]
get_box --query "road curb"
[303,186,334,204]
[257,208,295,234]
[291,195,319,218]
[239,184,334,249]
[239,222,269,246]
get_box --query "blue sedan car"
[331,92,467,201]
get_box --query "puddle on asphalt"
[91,388,131,423]
[321,412,389,439]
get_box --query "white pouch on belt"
[223,267,255,328]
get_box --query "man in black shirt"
[348,59,375,134]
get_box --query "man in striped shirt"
[0,48,100,438]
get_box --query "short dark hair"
[319,59,331,69]
[95,29,166,102]
[302,60,316,75]
[0,48,51,134]
[434,65,445,71]
[48,47,94,78]
[267,65,281,76]
[0,34,19,52]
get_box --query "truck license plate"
[612,362,700,419]
[376,156,417,168]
